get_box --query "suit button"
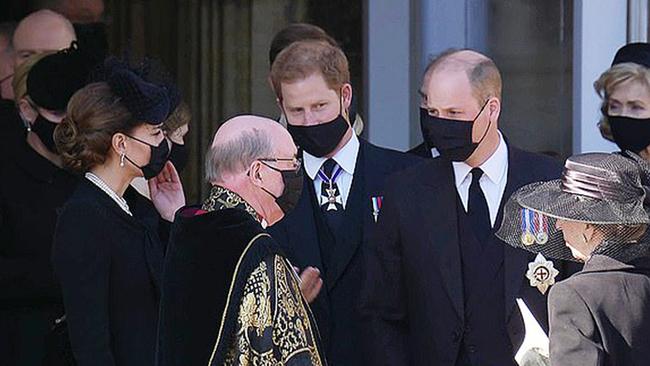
[464,325,471,332]
[452,330,462,343]
[468,345,477,353]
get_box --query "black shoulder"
[510,146,563,180]
[362,139,426,170]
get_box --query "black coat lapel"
[500,148,533,322]
[284,175,325,271]
[422,161,465,318]
[325,144,366,291]
[84,181,164,294]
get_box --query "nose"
[304,110,319,126]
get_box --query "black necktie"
[320,159,344,231]
[468,168,491,243]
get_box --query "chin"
[567,244,587,262]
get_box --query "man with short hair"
[268,40,422,365]
[9,9,76,98]
[361,49,573,365]
[157,115,325,366]
[268,23,364,136]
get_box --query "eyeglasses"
[258,157,302,172]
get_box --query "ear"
[583,224,597,243]
[487,96,501,125]
[248,160,265,188]
[111,132,127,156]
[276,97,284,114]
[341,83,353,111]
[18,98,37,124]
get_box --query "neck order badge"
[318,164,344,211]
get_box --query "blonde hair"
[594,62,650,141]
[162,101,191,134]
[11,51,53,103]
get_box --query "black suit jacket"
[52,180,165,366]
[269,139,423,365]
[361,146,574,366]
[549,254,650,365]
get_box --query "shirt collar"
[452,131,508,186]
[303,132,360,179]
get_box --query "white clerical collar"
[303,131,359,180]
[452,131,508,187]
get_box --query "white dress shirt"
[452,132,508,227]
[303,133,360,209]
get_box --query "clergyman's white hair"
[205,128,274,183]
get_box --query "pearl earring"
[120,152,125,167]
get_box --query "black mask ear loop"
[247,161,281,200]
[473,100,492,144]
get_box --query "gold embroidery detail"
[202,185,260,224]
[222,255,324,366]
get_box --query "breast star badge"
[526,253,559,295]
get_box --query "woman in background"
[596,42,650,159]
[0,45,89,366]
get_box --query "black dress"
[0,136,77,366]
[52,178,165,366]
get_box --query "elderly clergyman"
[156,115,326,366]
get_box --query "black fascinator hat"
[95,56,179,125]
[27,41,93,111]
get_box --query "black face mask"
[285,96,350,157]
[168,142,189,173]
[608,115,650,153]
[258,162,304,215]
[287,115,349,158]
[124,134,170,179]
[32,115,59,153]
[419,101,490,161]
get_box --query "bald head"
[13,10,76,67]
[206,115,296,184]
[423,49,502,103]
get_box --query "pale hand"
[149,161,186,222]
[295,266,323,304]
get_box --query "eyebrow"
[609,97,646,105]
[417,89,427,99]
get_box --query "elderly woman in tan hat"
[497,152,650,366]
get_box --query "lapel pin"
[371,196,383,223]
[526,253,559,295]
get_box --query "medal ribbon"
[521,208,534,235]
[534,212,548,235]
[372,196,383,212]
[317,164,344,188]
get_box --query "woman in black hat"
[497,152,650,366]
[596,43,650,159]
[51,59,185,366]
[0,44,89,366]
